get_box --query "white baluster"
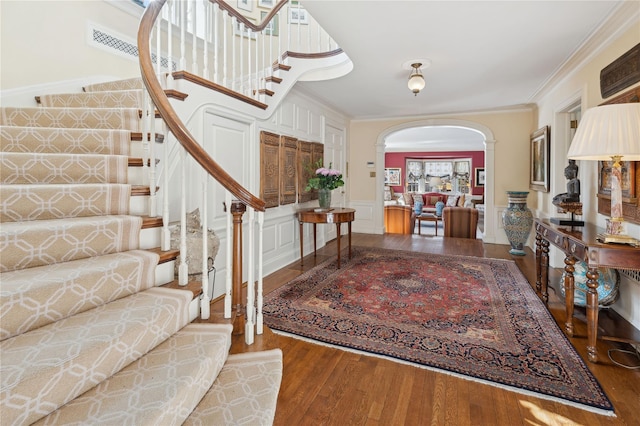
[257,210,264,334]
[180,0,186,70]
[161,123,171,251]
[231,16,236,91]
[201,175,210,319]
[148,94,157,217]
[223,11,227,87]
[192,0,198,74]
[212,1,218,83]
[141,95,150,187]
[179,147,188,286]
[245,207,255,344]
[224,190,232,318]
[167,0,174,87]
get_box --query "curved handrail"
[212,0,288,33]
[138,0,265,212]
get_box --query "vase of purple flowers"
[306,161,344,210]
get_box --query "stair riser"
[0,250,159,340]
[0,184,132,222]
[0,107,142,131]
[0,153,129,185]
[0,216,142,272]
[38,90,144,109]
[0,126,131,156]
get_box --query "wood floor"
[208,233,640,426]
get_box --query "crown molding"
[529,1,640,103]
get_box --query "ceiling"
[297,0,629,151]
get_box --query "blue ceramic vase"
[502,191,533,256]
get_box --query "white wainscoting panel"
[349,201,381,234]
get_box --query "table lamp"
[429,176,442,191]
[566,103,640,244]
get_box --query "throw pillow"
[457,194,466,207]
[403,193,413,205]
[412,194,423,205]
[446,195,458,207]
[429,196,440,206]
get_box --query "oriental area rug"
[263,247,614,415]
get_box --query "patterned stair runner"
[0,77,282,425]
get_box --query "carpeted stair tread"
[0,250,160,340]
[0,286,193,425]
[0,126,131,155]
[38,90,144,108]
[34,324,233,426]
[184,349,283,426]
[84,77,144,93]
[0,107,141,131]
[0,152,129,185]
[0,215,143,272]
[0,183,131,222]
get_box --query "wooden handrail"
[138,0,266,212]
[212,0,289,33]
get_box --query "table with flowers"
[297,207,355,268]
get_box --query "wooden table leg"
[540,238,549,303]
[563,255,576,337]
[336,223,341,268]
[418,217,422,235]
[299,221,304,266]
[586,267,600,362]
[535,230,542,294]
[348,221,352,259]
[313,223,317,257]
[434,218,438,236]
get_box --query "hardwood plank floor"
[206,233,640,426]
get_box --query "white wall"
[533,19,640,329]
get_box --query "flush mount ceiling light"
[404,59,431,96]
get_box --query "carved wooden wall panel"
[296,141,313,203]
[311,142,324,200]
[260,131,280,208]
[280,135,298,205]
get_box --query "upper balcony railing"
[143,0,340,101]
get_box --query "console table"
[298,208,355,268]
[534,218,640,362]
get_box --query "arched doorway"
[375,119,498,243]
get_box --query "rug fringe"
[271,329,617,418]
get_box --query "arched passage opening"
[375,119,498,243]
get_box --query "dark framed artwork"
[475,168,485,187]
[530,126,550,192]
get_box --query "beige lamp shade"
[567,104,640,161]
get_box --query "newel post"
[231,200,246,335]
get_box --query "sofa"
[401,192,463,214]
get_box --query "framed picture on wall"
[475,168,485,186]
[384,168,401,186]
[530,126,550,192]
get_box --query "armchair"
[443,207,479,239]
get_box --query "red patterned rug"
[263,247,613,415]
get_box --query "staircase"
[0,81,282,425]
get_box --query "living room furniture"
[442,207,479,239]
[416,213,440,235]
[298,208,355,268]
[534,218,640,363]
[384,205,415,234]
